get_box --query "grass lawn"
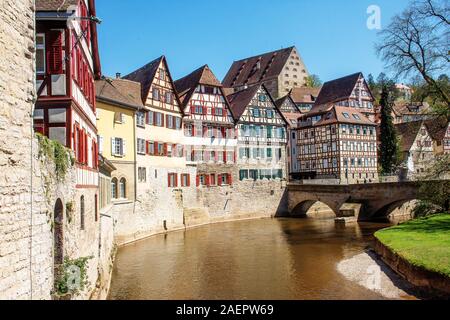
[375,214,450,278]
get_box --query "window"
[185,123,193,137]
[119,178,127,198]
[137,138,146,154]
[266,110,274,118]
[152,88,160,101]
[226,151,234,163]
[147,111,154,125]
[252,108,261,118]
[267,148,273,159]
[239,170,249,181]
[114,112,125,124]
[215,108,224,116]
[175,117,182,130]
[138,167,147,183]
[80,196,85,230]
[342,112,350,119]
[136,112,145,127]
[353,114,361,120]
[167,115,174,129]
[168,173,178,188]
[155,113,163,126]
[194,104,203,114]
[111,178,118,199]
[148,141,155,155]
[165,92,173,104]
[36,34,46,74]
[159,68,165,81]
[259,94,267,102]
[181,174,190,187]
[112,138,125,157]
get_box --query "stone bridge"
[287,181,441,221]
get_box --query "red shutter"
[154,142,158,155]
[196,175,200,187]
[163,143,168,156]
[146,141,149,154]
[214,151,219,162]
[205,175,210,187]
[228,173,233,186]
[187,175,191,187]
[175,174,178,187]
[166,115,169,128]
[218,174,222,186]
[161,113,165,127]
[48,30,63,74]
[223,151,227,164]
[168,174,171,187]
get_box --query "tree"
[379,83,400,174]
[415,154,450,216]
[376,0,450,105]
[305,75,322,88]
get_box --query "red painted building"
[34,0,101,187]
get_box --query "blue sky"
[96,0,411,83]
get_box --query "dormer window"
[342,112,350,119]
[352,114,361,120]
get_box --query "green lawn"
[375,214,450,278]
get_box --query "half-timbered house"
[34,0,101,189]
[175,65,237,187]
[297,105,379,184]
[275,93,302,176]
[227,84,288,183]
[314,73,376,122]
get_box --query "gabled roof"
[392,102,431,116]
[36,0,78,11]
[222,47,295,88]
[95,78,144,110]
[174,65,223,108]
[226,84,288,125]
[395,121,424,152]
[424,117,449,141]
[291,87,321,104]
[227,85,261,121]
[275,94,301,113]
[314,72,368,106]
[123,56,164,103]
[313,105,376,127]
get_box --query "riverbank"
[374,214,450,297]
[337,251,418,300]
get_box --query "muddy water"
[108,218,395,300]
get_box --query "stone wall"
[0,1,114,299]
[0,0,37,299]
[113,162,289,246]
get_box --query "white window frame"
[36,33,46,75]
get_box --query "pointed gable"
[314,73,364,106]
[227,84,288,126]
[174,65,223,107]
[123,55,182,114]
[223,47,295,88]
[123,56,163,103]
[275,94,301,114]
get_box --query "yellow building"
[95,78,144,202]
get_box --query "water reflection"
[109,218,392,300]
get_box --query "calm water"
[108,218,393,300]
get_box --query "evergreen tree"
[379,83,399,174]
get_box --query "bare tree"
[376,0,450,105]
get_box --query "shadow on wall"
[275,188,289,217]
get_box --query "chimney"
[116,72,121,79]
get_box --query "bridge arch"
[291,199,339,217]
[370,198,420,220]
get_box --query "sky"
[96,0,412,83]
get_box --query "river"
[108,218,399,300]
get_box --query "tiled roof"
[392,102,431,116]
[222,47,295,88]
[424,117,449,141]
[123,56,164,104]
[313,105,376,127]
[314,73,363,106]
[291,87,321,104]
[174,65,223,108]
[227,85,261,121]
[395,121,424,152]
[36,0,78,11]
[95,78,144,109]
